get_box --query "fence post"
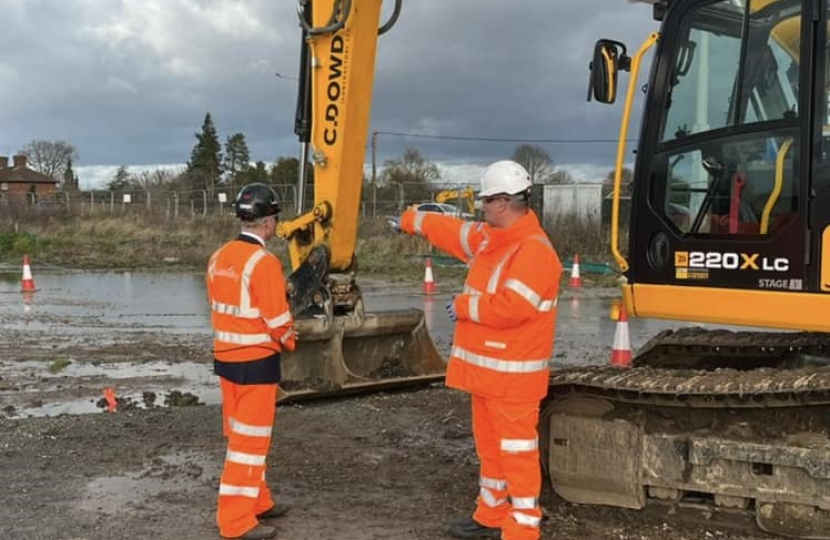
[146,191,151,211]
[174,192,179,219]
[110,191,114,213]
[202,190,207,217]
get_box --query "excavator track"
[543,330,830,540]
[550,364,830,407]
[634,328,830,370]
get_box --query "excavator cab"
[602,0,825,329]
[543,1,830,538]
[273,0,445,402]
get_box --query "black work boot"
[448,517,501,539]
[227,523,276,540]
[257,502,291,520]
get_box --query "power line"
[274,72,299,82]
[375,130,636,144]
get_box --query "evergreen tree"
[63,158,79,191]
[270,156,305,206]
[223,133,251,192]
[249,161,269,183]
[108,165,132,192]
[187,112,223,198]
[270,156,300,185]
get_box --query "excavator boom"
[275,0,444,401]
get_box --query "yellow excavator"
[274,0,444,401]
[435,186,476,215]
[276,0,830,537]
[546,0,829,537]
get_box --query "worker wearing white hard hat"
[398,159,561,540]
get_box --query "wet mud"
[0,271,774,539]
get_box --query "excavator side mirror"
[588,40,629,104]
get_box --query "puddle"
[0,360,219,418]
[0,271,210,333]
[0,270,760,419]
[75,450,209,514]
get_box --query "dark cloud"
[0,0,658,184]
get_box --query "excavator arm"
[273,0,444,402]
[277,0,386,315]
[435,186,476,215]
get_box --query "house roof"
[0,161,56,184]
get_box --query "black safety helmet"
[233,183,281,221]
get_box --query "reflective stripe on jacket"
[401,210,561,400]
[206,235,294,366]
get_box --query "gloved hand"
[446,296,458,322]
[388,216,402,233]
[280,329,298,352]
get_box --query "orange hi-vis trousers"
[217,379,278,538]
[471,395,543,540]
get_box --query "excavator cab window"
[814,19,830,196]
[652,0,801,238]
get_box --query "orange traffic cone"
[20,255,37,292]
[610,303,632,368]
[568,255,583,288]
[423,257,437,295]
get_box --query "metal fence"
[1,182,633,224]
[1,183,480,220]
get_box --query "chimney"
[0,156,7,169]
[13,155,27,168]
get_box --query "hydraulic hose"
[297,0,352,36]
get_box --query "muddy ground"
[0,275,773,540]
[1,385,774,540]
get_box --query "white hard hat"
[478,160,532,198]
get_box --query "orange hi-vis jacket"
[401,210,561,401]
[207,234,295,383]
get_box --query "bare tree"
[511,144,553,184]
[381,148,441,204]
[549,168,573,184]
[603,168,634,196]
[20,140,79,181]
[133,168,178,193]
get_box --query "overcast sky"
[0,0,659,188]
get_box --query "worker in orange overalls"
[206,183,297,540]
[400,161,561,540]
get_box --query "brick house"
[0,155,60,204]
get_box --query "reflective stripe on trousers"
[471,395,542,540]
[217,379,277,538]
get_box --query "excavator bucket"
[277,308,445,402]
